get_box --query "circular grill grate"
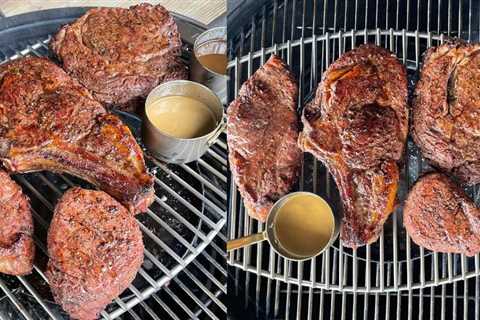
[227,28,480,293]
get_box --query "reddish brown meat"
[0,170,34,275]
[46,187,144,320]
[299,44,408,248]
[51,3,187,111]
[404,173,480,256]
[227,55,302,222]
[413,40,480,185]
[0,57,153,214]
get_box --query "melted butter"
[274,194,334,257]
[197,54,228,75]
[146,96,216,139]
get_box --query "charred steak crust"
[404,173,480,256]
[413,40,480,185]
[46,187,144,320]
[227,54,302,222]
[0,170,34,276]
[51,3,187,111]
[299,44,408,248]
[0,57,154,214]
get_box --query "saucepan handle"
[227,232,267,251]
[207,121,227,147]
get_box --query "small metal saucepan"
[227,192,342,261]
[142,80,226,164]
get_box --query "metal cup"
[227,192,341,261]
[192,27,227,104]
[142,80,226,164]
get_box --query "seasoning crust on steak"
[404,173,480,256]
[227,54,302,222]
[51,3,187,111]
[47,187,144,320]
[413,40,480,185]
[299,44,408,248]
[0,57,154,214]
[0,170,34,276]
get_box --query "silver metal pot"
[142,80,225,164]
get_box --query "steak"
[227,55,302,222]
[413,40,480,185]
[404,173,480,256]
[0,57,154,214]
[46,187,144,320]
[0,170,34,275]
[51,3,187,112]
[299,44,408,248]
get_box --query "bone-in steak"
[413,40,480,185]
[227,55,302,222]
[404,173,480,256]
[51,3,187,111]
[0,170,34,276]
[299,44,408,248]
[47,187,144,320]
[0,57,154,214]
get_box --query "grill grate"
[227,0,480,299]
[0,30,227,319]
[230,264,480,319]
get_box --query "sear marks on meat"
[227,55,302,222]
[51,3,187,112]
[299,44,408,248]
[0,170,34,275]
[404,173,480,256]
[413,40,480,185]
[47,187,144,320]
[0,57,154,214]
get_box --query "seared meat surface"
[47,188,144,320]
[227,55,302,222]
[51,3,187,111]
[404,173,480,256]
[0,170,34,275]
[413,41,480,185]
[299,44,408,248]
[0,57,153,214]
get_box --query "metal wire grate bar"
[0,35,227,319]
[227,0,480,294]
[231,263,480,319]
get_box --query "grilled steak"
[0,170,34,275]
[0,57,154,214]
[227,55,302,222]
[299,44,408,248]
[47,187,144,320]
[51,3,187,111]
[404,173,480,256]
[413,40,480,185]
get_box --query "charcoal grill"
[227,0,480,318]
[0,7,227,320]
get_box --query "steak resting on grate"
[404,173,480,256]
[51,3,187,112]
[413,40,480,185]
[0,170,34,276]
[299,44,408,248]
[47,187,144,320]
[0,57,154,214]
[227,54,302,222]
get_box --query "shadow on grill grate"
[227,0,480,318]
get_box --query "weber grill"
[0,8,227,320]
[227,0,480,318]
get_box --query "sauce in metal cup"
[227,192,342,261]
[142,80,225,164]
